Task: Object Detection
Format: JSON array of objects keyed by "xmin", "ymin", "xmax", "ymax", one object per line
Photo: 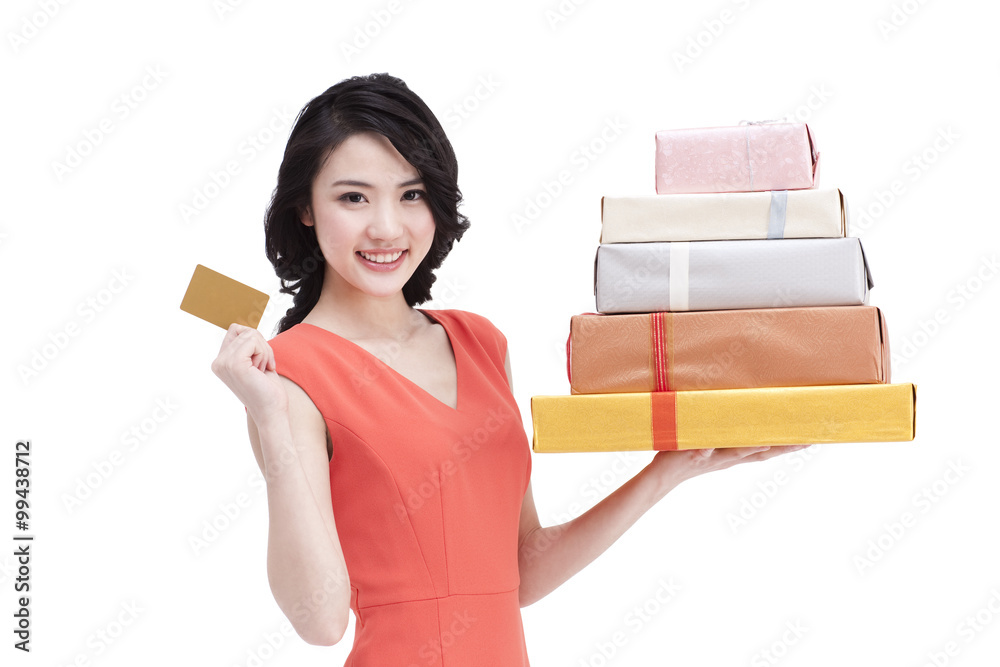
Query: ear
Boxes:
[{"xmin": 299, "ymin": 205, "xmax": 315, "ymax": 227}]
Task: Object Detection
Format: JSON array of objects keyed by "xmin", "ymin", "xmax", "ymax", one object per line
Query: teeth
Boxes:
[{"xmin": 359, "ymin": 250, "xmax": 403, "ymax": 263}]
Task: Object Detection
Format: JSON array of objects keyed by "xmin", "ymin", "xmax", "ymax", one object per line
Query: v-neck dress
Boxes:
[{"xmin": 266, "ymin": 308, "xmax": 533, "ymax": 666}]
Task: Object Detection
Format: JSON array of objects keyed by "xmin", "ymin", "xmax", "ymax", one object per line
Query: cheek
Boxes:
[
  {"xmin": 415, "ymin": 210, "xmax": 437, "ymax": 242},
  {"xmin": 316, "ymin": 214, "xmax": 356, "ymax": 249}
]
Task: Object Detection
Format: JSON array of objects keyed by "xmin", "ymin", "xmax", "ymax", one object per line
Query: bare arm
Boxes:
[
  {"xmin": 507, "ymin": 349, "xmax": 808, "ymax": 607},
  {"xmin": 249, "ymin": 383, "xmax": 351, "ymax": 645},
  {"xmin": 213, "ymin": 323, "xmax": 350, "ymax": 645}
]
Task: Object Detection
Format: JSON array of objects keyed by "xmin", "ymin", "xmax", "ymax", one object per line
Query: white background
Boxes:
[{"xmin": 3, "ymin": 0, "xmax": 999, "ymax": 665}]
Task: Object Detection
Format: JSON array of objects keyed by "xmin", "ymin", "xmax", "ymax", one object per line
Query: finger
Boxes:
[
  {"xmin": 265, "ymin": 341, "xmax": 276, "ymax": 372},
  {"xmin": 217, "ymin": 322, "xmax": 246, "ymax": 355},
  {"xmin": 743, "ymin": 444, "xmax": 812, "ymax": 463}
]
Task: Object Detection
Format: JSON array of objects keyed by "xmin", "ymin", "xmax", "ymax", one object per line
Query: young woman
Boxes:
[{"xmin": 210, "ymin": 72, "xmax": 806, "ymax": 665}]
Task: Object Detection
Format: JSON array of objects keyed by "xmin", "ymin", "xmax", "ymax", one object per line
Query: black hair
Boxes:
[{"xmin": 264, "ymin": 72, "xmax": 470, "ymax": 335}]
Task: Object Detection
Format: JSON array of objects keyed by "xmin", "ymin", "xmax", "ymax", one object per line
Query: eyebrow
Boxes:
[{"xmin": 328, "ymin": 178, "xmax": 424, "ymax": 188}]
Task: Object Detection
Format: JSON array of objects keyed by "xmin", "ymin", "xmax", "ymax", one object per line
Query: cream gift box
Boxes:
[
  {"xmin": 593, "ymin": 237, "xmax": 873, "ymax": 314},
  {"xmin": 600, "ymin": 189, "xmax": 846, "ymax": 243}
]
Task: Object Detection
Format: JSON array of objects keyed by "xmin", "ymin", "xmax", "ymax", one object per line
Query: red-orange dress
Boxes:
[{"xmin": 267, "ymin": 308, "xmax": 533, "ymax": 665}]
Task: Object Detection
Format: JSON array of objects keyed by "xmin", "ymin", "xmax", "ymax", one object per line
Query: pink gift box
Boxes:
[{"xmin": 655, "ymin": 122, "xmax": 820, "ymax": 194}]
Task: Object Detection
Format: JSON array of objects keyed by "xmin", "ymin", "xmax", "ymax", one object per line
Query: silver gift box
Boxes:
[{"xmin": 594, "ymin": 237, "xmax": 873, "ymax": 313}]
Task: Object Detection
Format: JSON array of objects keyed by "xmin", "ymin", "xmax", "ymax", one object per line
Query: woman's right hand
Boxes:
[{"xmin": 211, "ymin": 323, "xmax": 289, "ymax": 425}]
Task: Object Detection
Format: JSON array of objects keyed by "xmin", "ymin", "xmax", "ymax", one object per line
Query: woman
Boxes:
[{"xmin": 211, "ymin": 72, "xmax": 805, "ymax": 665}]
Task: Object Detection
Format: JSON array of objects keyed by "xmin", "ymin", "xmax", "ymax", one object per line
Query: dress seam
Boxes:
[
  {"xmin": 356, "ymin": 585, "xmax": 521, "ymax": 611},
  {"xmin": 323, "ymin": 416, "xmax": 438, "ymax": 595}
]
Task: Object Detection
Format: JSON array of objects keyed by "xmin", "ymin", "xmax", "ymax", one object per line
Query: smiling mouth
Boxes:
[
  {"xmin": 356, "ymin": 249, "xmax": 407, "ymax": 271},
  {"xmin": 357, "ymin": 249, "xmax": 405, "ymax": 263}
]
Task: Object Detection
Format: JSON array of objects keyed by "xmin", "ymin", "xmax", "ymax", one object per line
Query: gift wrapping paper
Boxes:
[
  {"xmin": 568, "ymin": 306, "xmax": 890, "ymax": 394},
  {"xmin": 600, "ymin": 188, "xmax": 846, "ymax": 243},
  {"xmin": 531, "ymin": 383, "xmax": 916, "ymax": 452},
  {"xmin": 594, "ymin": 237, "xmax": 873, "ymax": 313},
  {"xmin": 655, "ymin": 122, "xmax": 819, "ymax": 194}
]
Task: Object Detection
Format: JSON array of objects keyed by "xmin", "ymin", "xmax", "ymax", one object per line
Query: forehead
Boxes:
[{"xmin": 318, "ymin": 132, "xmax": 420, "ymax": 181}]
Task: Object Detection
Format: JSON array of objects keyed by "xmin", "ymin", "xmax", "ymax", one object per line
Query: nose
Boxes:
[{"xmin": 366, "ymin": 200, "xmax": 404, "ymax": 241}]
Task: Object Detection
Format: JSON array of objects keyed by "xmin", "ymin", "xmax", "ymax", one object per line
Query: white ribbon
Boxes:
[
  {"xmin": 740, "ymin": 118, "xmax": 788, "ymax": 191},
  {"xmin": 669, "ymin": 242, "xmax": 690, "ymax": 312},
  {"xmin": 768, "ymin": 190, "xmax": 788, "ymax": 239}
]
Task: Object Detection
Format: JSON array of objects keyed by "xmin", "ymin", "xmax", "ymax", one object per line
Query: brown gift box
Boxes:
[{"xmin": 568, "ymin": 306, "xmax": 890, "ymax": 394}]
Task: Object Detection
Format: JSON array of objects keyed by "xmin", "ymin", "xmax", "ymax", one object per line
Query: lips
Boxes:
[{"xmin": 356, "ymin": 249, "xmax": 407, "ymax": 271}]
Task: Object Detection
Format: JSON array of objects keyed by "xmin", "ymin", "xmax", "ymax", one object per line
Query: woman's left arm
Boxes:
[{"xmin": 507, "ymin": 349, "xmax": 809, "ymax": 608}]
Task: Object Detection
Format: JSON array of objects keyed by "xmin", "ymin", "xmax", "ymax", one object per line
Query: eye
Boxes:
[
  {"xmin": 402, "ymin": 189, "xmax": 426, "ymax": 201},
  {"xmin": 339, "ymin": 192, "xmax": 365, "ymax": 204}
]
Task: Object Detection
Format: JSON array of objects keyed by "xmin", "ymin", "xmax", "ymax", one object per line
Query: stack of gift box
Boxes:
[{"xmin": 531, "ymin": 121, "xmax": 916, "ymax": 453}]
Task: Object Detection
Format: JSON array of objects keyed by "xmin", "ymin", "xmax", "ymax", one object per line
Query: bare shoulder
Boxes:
[{"xmin": 246, "ymin": 375, "xmax": 332, "ymax": 474}]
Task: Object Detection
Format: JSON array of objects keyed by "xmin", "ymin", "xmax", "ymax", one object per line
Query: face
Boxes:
[{"xmin": 300, "ymin": 131, "xmax": 436, "ymax": 302}]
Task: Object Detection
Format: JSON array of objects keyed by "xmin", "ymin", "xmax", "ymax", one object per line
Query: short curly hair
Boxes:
[{"xmin": 264, "ymin": 73, "xmax": 470, "ymax": 335}]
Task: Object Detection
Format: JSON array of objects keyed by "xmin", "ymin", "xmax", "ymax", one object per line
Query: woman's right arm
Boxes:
[{"xmin": 212, "ymin": 324, "xmax": 350, "ymax": 646}]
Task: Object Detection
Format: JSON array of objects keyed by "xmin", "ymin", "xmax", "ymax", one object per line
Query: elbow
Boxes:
[
  {"xmin": 294, "ymin": 612, "xmax": 349, "ymax": 646},
  {"xmin": 519, "ymin": 583, "xmax": 548, "ymax": 608}
]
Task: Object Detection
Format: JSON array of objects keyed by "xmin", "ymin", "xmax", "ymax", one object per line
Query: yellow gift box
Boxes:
[{"xmin": 531, "ymin": 384, "xmax": 916, "ymax": 452}]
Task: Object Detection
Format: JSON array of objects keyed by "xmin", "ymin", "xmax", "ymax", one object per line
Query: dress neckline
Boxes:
[{"xmin": 294, "ymin": 308, "xmax": 461, "ymax": 413}]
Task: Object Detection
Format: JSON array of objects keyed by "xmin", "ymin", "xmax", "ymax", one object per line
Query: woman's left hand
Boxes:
[{"xmin": 644, "ymin": 445, "xmax": 814, "ymax": 496}]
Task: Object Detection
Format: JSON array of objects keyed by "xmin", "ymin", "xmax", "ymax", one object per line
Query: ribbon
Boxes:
[
  {"xmin": 651, "ymin": 392, "xmax": 678, "ymax": 450},
  {"xmin": 668, "ymin": 242, "xmax": 690, "ymax": 312},
  {"xmin": 650, "ymin": 312, "xmax": 671, "ymax": 392},
  {"xmin": 740, "ymin": 118, "xmax": 788, "ymax": 191},
  {"xmin": 768, "ymin": 190, "xmax": 788, "ymax": 239}
]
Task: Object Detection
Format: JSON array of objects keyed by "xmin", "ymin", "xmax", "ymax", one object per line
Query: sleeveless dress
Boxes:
[{"xmin": 266, "ymin": 308, "xmax": 533, "ymax": 666}]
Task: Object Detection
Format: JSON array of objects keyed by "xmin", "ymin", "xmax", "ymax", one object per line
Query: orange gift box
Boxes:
[{"xmin": 568, "ymin": 306, "xmax": 890, "ymax": 394}]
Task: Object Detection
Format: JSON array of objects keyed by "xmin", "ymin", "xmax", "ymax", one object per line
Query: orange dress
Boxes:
[{"xmin": 267, "ymin": 308, "xmax": 533, "ymax": 665}]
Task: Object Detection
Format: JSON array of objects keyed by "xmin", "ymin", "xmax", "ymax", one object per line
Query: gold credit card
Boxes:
[{"xmin": 180, "ymin": 264, "xmax": 269, "ymax": 330}]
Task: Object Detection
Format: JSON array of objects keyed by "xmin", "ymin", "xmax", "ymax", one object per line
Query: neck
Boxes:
[{"xmin": 306, "ymin": 269, "xmax": 425, "ymax": 341}]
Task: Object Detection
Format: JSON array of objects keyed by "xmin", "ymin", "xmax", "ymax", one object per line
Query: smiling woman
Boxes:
[
  {"xmin": 208, "ymin": 72, "xmax": 805, "ymax": 667},
  {"xmin": 299, "ymin": 132, "xmax": 437, "ymax": 304},
  {"xmin": 210, "ymin": 72, "xmax": 535, "ymax": 665}
]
